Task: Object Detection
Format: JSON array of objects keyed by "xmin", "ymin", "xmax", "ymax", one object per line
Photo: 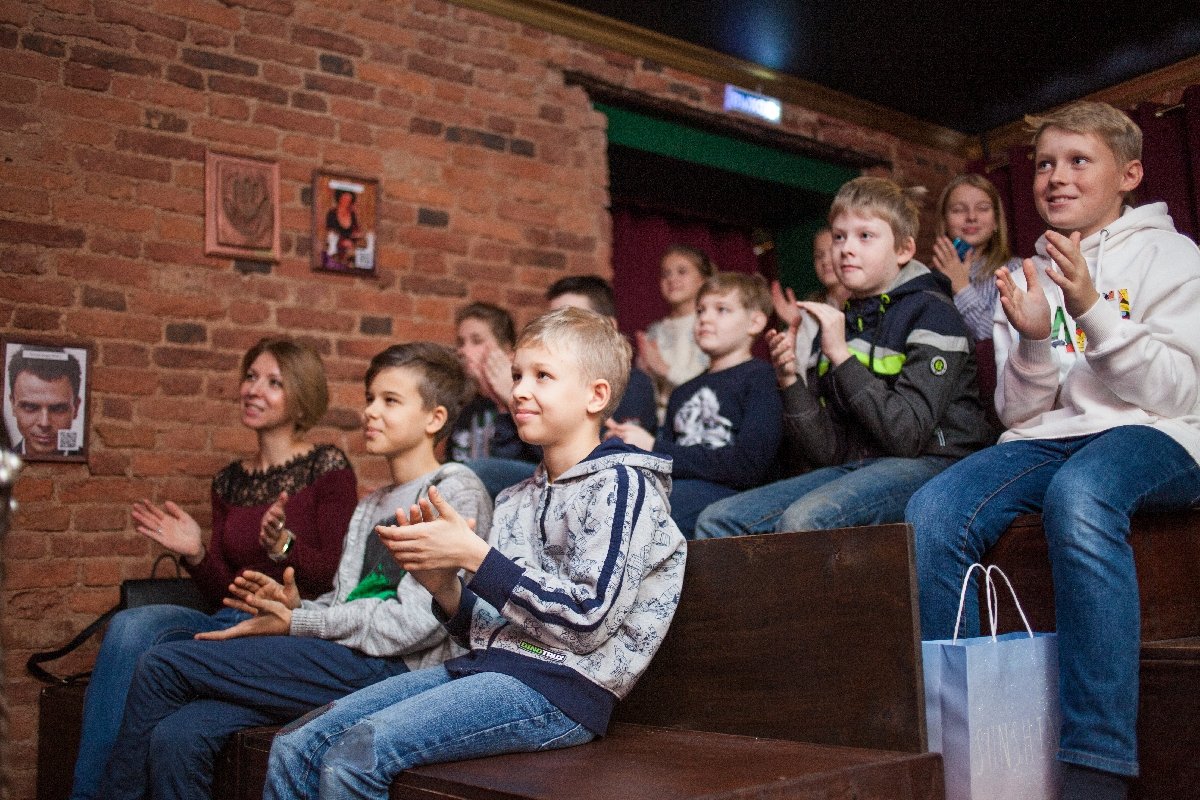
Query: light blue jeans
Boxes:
[
  {"xmin": 694, "ymin": 456, "xmax": 954, "ymax": 538},
  {"xmin": 265, "ymin": 667, "xmax": 594, "ymax": 800},
  {"xmin": 906, "ymin": 426, "xmax": 1200, "ymax": 777},
  {"xmin": 69, "ymin": 604, "xmax": 246, "ymax": 800}
]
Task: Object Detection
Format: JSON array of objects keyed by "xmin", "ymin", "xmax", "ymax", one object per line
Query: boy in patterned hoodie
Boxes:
[{"xmin": 264, "ymin": 306, "xmax": 687, "ymax": 800}]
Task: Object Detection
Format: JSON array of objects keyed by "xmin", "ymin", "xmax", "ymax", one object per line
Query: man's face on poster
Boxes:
[{"xmin": 10, "ymin": 370, "xmax": 80, "ymax": 455}]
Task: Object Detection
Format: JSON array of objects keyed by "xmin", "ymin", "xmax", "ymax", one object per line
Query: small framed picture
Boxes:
[
  {"xmin": 204, "ymin": 151, "xmax": 281, "ymax": 262},
  {"xmin": 2, "ymin": 339, "xmax": 91, "ymax": 463},
  {"xmin": 312, "ymin": 170, "xmax": 379, "ymax": 275}
]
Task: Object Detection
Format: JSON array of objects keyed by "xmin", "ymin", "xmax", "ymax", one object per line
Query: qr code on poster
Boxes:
[{"xmin": 57, "ymin": 429, "xmax": 79, "ymax": 452}]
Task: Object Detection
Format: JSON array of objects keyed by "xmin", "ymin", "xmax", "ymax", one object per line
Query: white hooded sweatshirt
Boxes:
[{"xmin": 992, "ymin": 202, "xmax": 1200, "ymax": 462}]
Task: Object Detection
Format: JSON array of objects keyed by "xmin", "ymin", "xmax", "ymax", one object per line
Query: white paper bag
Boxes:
[{"xmin": 923, "ymin": 564, "xmax": 1062, "ymax": 800}]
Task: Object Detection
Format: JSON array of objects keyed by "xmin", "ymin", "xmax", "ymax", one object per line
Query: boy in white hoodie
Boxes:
[{"xmin": 907, "ymin": 101, "xmax": 1200, "ymax": 800}]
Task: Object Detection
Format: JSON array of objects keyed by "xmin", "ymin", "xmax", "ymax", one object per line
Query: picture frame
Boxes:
[
  {"xmin": 311, "ymin": 170, "xmax": 379, "ymax": 275},
  {"xmin": 2, "ymin": 338, "xmax": 92, "ymax": 463},
  {"xmin": 204, "ymin": 151, "xmax": 281, "ymax": 262}
]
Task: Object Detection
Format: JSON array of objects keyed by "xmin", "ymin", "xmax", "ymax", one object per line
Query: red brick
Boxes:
[
  {"xmin": 67, "ymin": 309, "xmax": 160, "ymax": 342},
  {"xmin": 116, "ymin": 128, "xmax": 207, "ymax": 162},
  {"xmin": 291, "ymin": 24, "xmax": 364, "ymax": 56},
  {"xmin": 234, "ymin": 32, "xmax": 317, "ymax": 68},
  {"xmin": 13, "ymin": 504, "xmax": 72, "ymax": 531},
  {"xmin": 0, "ymin": 275, "xmax": 74, "ymax": 305},
  {"xmin": 157, "ymin": 0, "xmax": 240, "ymax": 29},
  {"xmin": 251, "ymin": 104, "xmax": 337, "ymax": 137},
  {"xmin": 207, "ymin": 74, "xmax": 288, "ymax": 105},
  {"xmin": 95, "ymin": 0, "xmax": 187, "ymax": 40},
  {"xmin": 0, "ymin": 219, "xmax": 85, "ymax": 248},
  {"xmin": 11, "ymin": 306, "xmax": 61, "ymax": 330},
  {"xmin": 191, "ymin": 116, "xmax": 281, "ymax": 150},
  {"xmin": 89, "ymin": 450, "xmax": 131, "ymax": 475},
  {"xmin": 2, "ymin": 531, "xmax": 48, "ymax": 559}
]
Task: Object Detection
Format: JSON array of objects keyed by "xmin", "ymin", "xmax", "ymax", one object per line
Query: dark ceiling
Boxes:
[{"xmin": 555, "ymin": 1, "xmax": 1200, "ymax": 135}]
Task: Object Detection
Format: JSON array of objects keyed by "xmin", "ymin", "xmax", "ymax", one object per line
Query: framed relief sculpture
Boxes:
[
  {"xmin": 312, "ymin": 171, "xmax": 379, "ymax": 275},
  {"xmin": 205, "ymin": 151, "xmax": 281, "ymax": 262},
  {"xmin": 2, "ymin": 339, "xmax": 91, "ymax": 463}
]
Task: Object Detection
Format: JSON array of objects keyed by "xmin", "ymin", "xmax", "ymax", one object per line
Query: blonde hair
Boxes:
[
  {"xmin": 1026, "ymin": 100, "xmax": 1142, "ymax": 166},
  {"xmin": 240, "ymin": 338, "xmax": 329, "ymax": 433},
  {"xmin": 697, "ymin": 272, "xmax": 772, "ymax": 317},
  {"xmin": 829, "ymin": 176, "xmax": 924, "ymax": 249},
  {"xmin": 516, "ymin": 306, "xmax": 631, "ymax": 420},
  {"xmin": 934, "ymin": 173, "xmax": 1013, "ymax": 287}
]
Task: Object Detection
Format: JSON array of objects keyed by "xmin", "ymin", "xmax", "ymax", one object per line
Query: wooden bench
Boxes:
[
  {"xmin": 213, "ymin": 524, "xmax": 944, "ymax": 799},
  {"xmin": 981, "ymin": 510, "xmax": 1200, "ymax": 800}
]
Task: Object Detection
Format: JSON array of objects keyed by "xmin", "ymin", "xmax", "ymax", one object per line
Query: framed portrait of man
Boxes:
[
  {"xmin": 312, "ymin": 171, "xmax": 379, "ymax": 275},
  {"xmin": 2, "ymin": 339, "xmax": 91, "ymax": 463}
]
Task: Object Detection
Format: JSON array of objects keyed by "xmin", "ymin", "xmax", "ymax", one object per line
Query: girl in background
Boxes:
[
  {"xmin": 930, "ymin": 174, "xmax": 1021, "ymax": 342},
  {"xmin": 636, "ymin": 244, "xmax": 717, "ymax": 422}
]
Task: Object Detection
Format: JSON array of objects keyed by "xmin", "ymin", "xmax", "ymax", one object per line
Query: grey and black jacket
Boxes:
[{"xmin": 783, "ymin": 260, "xmax": 992, "ymax": 472}]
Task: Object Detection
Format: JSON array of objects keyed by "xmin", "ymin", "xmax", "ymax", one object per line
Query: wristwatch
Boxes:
[{"xmin": 268, "ymin": 530, "xmax": 294, "ymax": 563}]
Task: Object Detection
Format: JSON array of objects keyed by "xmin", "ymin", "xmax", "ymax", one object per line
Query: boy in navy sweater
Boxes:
[
  {"xmin": 610, "ymin": 272, "xmax": 781, "ymax": 537},
  {"xmin": 263, "ymin": 307, "xmax": 686, "ymax": 799}
]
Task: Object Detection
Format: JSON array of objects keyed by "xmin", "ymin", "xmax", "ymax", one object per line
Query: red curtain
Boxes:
[
  {"xmin": 610, "ymin": 205, "xmax": 759, "ymax": 338},
  {"xmin": 973, "ymin": 89, "xmax": 1200, "ymax": 257}
]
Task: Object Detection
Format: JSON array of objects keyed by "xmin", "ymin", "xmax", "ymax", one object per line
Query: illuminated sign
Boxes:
[{"xmin": 723, "ymin": 85, "xmax": 782, "ymax": 124}]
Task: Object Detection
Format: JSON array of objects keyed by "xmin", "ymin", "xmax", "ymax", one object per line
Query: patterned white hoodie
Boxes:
[
  {"xmin": 437, "ymin": 438, "xmax": 687, "ymax": 735},
  {"xmin": 993, "ymin": 202, "xmax": 1200, "ymax": 462}
]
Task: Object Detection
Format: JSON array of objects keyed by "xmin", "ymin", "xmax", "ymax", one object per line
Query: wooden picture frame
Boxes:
[
  {"xmin": 312, "ymin": 170, "xmax": 379, "ymax": 275},
  {"xmin": 205, "ymin": 151, "xmax": 281, "ymax": 262},
  {"xmin": 2, "ymin": 338, "xmax": 92, "ymax": 463}
]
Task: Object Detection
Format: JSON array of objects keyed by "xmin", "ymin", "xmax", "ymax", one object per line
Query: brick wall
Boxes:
[{"xmin": 0, "ymin": 1, "xmax": 967, "ymax": 795}]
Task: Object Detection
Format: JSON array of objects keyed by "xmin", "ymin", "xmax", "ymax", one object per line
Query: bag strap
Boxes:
[
  {"xmin": 25, "ymin": 603, "xmax": 121, "ymax": 685},
  {"xmin": 150, "ymin": 552, "xmax": 184, "ymax": 578},
  {"xmin": 950, "ymin": 562, "xmax": 1036, "ymax": 643}
]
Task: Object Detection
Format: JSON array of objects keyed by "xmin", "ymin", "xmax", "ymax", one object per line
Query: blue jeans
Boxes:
[
  {"xmin": 98, "ymin": 635, "xmax": 410, "ymax": 800},
  {"xmin": 906, "ymin": 426, "xmax": 1200, "ymax": 777},
  {"xmin": 462, "ymin": 457, "xmax": 536, "ymax": 499},
  {"xmin": 669, "ymin": 478, "xmax": 738, "ymax": 539},
  {"xmin": 694, "ymin": 456, "xmax": 954, "ymax": 538},
  {"xmin": 265, "ymin": 667, "xmax": 595, "ymax": 800},
  {"xmin": 70, "ymin": 604, "xmax": 246, "ymax": 800}
]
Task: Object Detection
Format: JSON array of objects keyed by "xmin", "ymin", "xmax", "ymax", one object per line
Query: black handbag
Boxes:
[{"xmin": 26, "ymin": 553, "xmax": 214, "ymax": 685}]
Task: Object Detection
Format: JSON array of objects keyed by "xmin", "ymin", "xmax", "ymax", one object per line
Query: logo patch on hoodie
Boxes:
[
  {"xmin": 1103, "ymin": 288, "xmax": 1131, "ymax": 320},
  {"xmin": 929, "ymin": 356, "xmax": 948, "ymax": 376},
  {"xmin": 517, "ymin": 640, "xmax": 566, "ymax": 664}
]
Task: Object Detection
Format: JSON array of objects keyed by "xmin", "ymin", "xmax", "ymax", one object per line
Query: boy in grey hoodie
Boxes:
[
  {"xmin": 99, "ymin": 343, "xmax": 491, "ymax": 800},
  {"xmin": 264, "ymin": 306, "xmax": 687, "ymax": 800}
]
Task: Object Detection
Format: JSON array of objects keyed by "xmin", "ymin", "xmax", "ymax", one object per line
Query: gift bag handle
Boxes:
[{"xmin": 951, "ymin": 562, "xmax": 1035, "ymax": 642}]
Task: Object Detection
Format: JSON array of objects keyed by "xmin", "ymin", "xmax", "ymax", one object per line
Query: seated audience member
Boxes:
[
  {"xmin": 545, "ymin": 275, "xmax": 657, "ymax": 428},
  {"xmin": 907, "ymin": 101, "xmax": 1200, "ymax": 800},
  {"xmin": 694, "ymin": 177, "xmax": 988, "ymax": 540},
  {"xmin": 636, "ymin": 244, "xmax": 716, "ymax": 422},
  {"xmin": 610, "ymin": 272, "xmax": 782, "ymax": 538},
  {"xmin": 449, "ymin": 302, "xmax": 540, "ymax": 497},
  {"xmin": 99, "ymin": 343, "xmax": 492, "ymax": 800},
  {"xmin": 929, "ymin": 173, "xmax": 1022, "ymax": 342},
  {"xmin": 480, "ymin": 275, "xmax": 662, "ymax": 493},
  {"xmin": 262, "ymin": 307, "xmax": 687, "ymax": 800},
  {"xmin": 6, "ymin": 345, "xmax": 84, "ymax": 456},
  {"xmin": 69, "ymin": 338, "xmax": 356, "ymax": 800},
  {"xmin": 771, "ymin": 226, "xmax": 852, "ymax": 379}
]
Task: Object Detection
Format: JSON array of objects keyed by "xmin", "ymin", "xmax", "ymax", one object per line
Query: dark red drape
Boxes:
[{"xmin": 610, "ymin": 205, "xmax": 759, "ymax": 339}]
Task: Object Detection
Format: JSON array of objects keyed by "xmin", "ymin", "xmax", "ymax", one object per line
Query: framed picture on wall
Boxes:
[
  {"xmin": 204, "ymin": 151, "xmax": 281, "ymax": 262},
  {"xmin": 312, "ymin": 171, "xmax": 379, "ymax": 275},
  {"xmin": 2, "ymin": 339, "xmax": 91, "ymax": 463}
]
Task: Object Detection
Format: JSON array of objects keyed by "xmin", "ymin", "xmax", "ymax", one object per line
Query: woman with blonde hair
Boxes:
[{"xmin": 69, "ymin": 337, "xmax": 357, "ymax": 800}]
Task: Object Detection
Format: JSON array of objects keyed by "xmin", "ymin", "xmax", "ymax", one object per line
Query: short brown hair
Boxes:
[
  {"xmin": 516, "ymin": 306, "xmax": 631, "ymax": 420},
  {"xmin": 1026, "ymin": 101, "xmax": 1142, "ymax": 165},
  {"xmin": 454, "ymin": 302, "xmax": 516, "ymax": 349},
  {"xmin": 364, "ymin": 342, "xmax": 469, "ymax": 444},
  {"xmin": 697, "ymin": 272, "xmax": 772, "ymax": 317},
  {"xmin": 829, "ymin": 176, "xmax": 924, "ymax": 249},
  {"xmin": 240, "ymin": 338, "xmax": 328, "ymax": 433}
]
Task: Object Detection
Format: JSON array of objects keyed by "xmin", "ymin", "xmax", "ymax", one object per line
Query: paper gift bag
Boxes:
[{"xmin": 923, "ymin": 564, "xmax": 1062, "ymax": 800}]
